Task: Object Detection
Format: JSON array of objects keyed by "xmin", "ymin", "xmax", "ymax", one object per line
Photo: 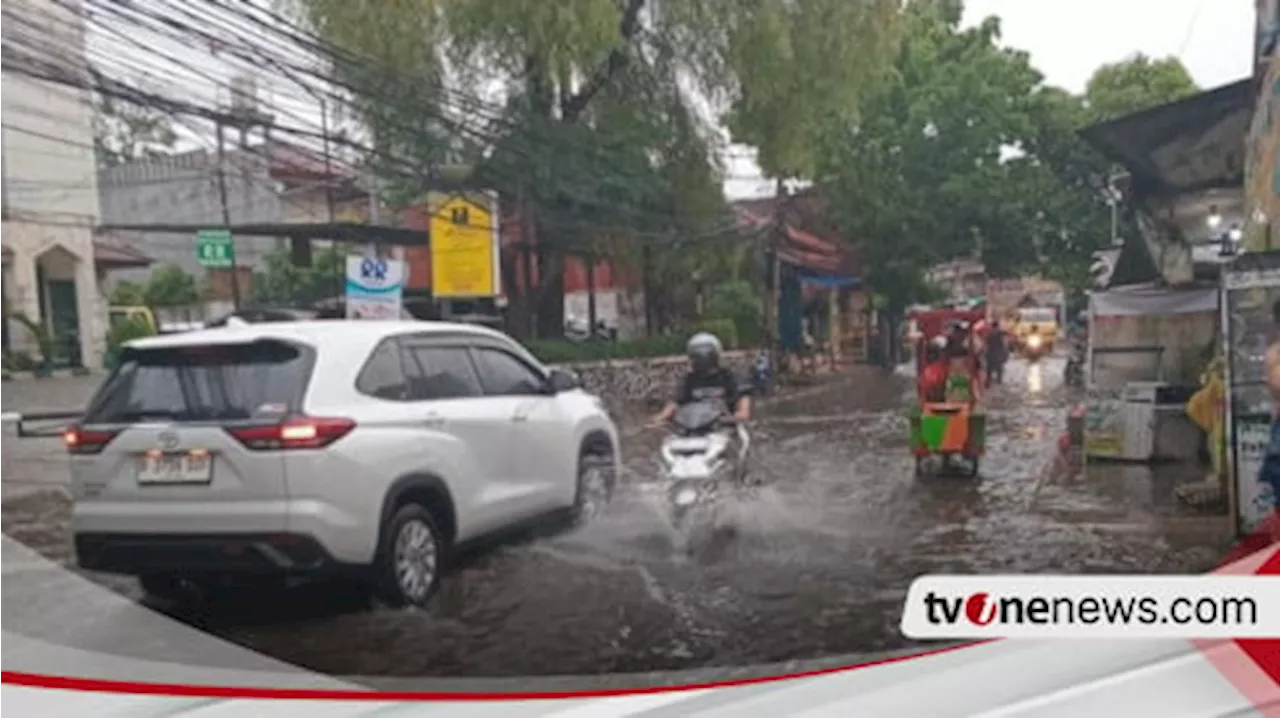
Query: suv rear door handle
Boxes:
[
  {"xmin": 423, "ymin": 414, "xmax": 446, "ymax": 428},
  {"xmin": 511, "ymin": 413, "xmax": 528, "ymax": 423}
]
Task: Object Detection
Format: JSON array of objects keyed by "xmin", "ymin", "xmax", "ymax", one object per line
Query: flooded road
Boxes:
[{"xmin": 2, "ymin": 357, "xmax": 1232, "ymax": 679}]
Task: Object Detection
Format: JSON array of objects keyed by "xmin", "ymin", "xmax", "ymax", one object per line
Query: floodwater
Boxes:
[{"xmin": 1, "ymin": 357, "xmax": 1232, "ymax": 679}]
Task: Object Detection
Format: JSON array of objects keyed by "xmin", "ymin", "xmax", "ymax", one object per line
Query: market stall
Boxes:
[{"xmin": 1083, "ymin": 283, "xmax": 1218, "ymax": 463}]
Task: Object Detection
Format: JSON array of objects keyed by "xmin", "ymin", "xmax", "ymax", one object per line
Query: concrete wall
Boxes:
[
  {"xmin": 1, "ymin": 0, "xmax": 106, "ymax": 367},
  {"xmin": 98, "ymin": 148, "xmax": 285, "ymax": 289},
  {"xmin": 556, "ymin": 351, "xmax": 755, "ymax": 411}
]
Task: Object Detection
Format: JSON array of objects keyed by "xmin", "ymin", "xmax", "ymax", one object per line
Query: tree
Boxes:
[
  {"xmin": 1084, "ymin": 53, "xmax": 1199, "ymax": 122},
  {"xmin": 93, "ymin": 91, "xmax": 179, "ymax": 168},
  {"xmin": 250, "ymin": 248, "xmax": 346, "ymax": 307},
  {"xmin": 816, "ymin": 2, "xmax": 1046, "ymax": 312},
  {"xmin": 109, "ymin": 267, "xmax": 201, "ymax": 308},
  {"xmin": 141, "ymin": 265, "xmax": 201, "ymax": 307},
  {"xmin": 285, "ymin": 0, "xmax": 900, "ymax": 335},
  {"xmin": 817, "ymin": 4, "xmax": 1207, "ymax": 313}
]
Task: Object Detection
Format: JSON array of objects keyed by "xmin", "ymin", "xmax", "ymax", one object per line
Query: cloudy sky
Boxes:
[{"xmin": 724, "ymin": 0, "xmax": 1258, "ymax": 199}]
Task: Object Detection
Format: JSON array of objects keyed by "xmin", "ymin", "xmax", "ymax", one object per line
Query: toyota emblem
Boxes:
[{"xmin": 158, "ymin": 430, "xmax": 179, "ymax": 450}]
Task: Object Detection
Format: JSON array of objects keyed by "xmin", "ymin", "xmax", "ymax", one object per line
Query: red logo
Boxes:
[{"xmin": 965, "ymin": 592, "xmax": 998, "ymax": 625}]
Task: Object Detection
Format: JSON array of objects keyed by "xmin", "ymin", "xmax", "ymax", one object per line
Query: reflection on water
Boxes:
[{"xmin": 1026, "ymin": 361, "xmax": 1043, "ymax": 395}]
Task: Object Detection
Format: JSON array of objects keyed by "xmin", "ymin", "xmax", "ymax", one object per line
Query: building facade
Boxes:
[
  {"xmin": 1245, "ymin": 29, "xmax": 1280, "ymax": 251},
  {"xmin": 98, "ymin": 146, "xmax": 284, "ymax": 302},
  {"xmin": 1, "ymin": 0, "xmax": 108, "ymax": 368}
]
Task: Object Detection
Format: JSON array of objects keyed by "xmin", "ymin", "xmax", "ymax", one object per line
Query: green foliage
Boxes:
[
  {"xmin": 109, "ymin": 280, "xmax": 146, "ymax": 306},
  {"xmin": 143, "ymin": 265, "xmax": 201, "ymax": 307},
  {"xmin": 2, "ymin": 350, "xmax": 36, "ymax": 373},
  {"xmin": 816, "ymin": 4, "xmax": 1204, "ymax": 304},
  {"xmin": 1084, "ymin": 53, "xmax": 1199, "ymax": 122},
  {"xmin": 691, "ymin": 318, "xmax": 739, "ymax": 350},
  {"xmin": 106, "ymin": 315, "xmax": 156, "ymax": 352},
  {"xmin": 250, "ymin": 248, "xmax": 347, "ymax": 306},
  {"xmin": 110, "ymin": 266, "xmax": 201, "ymax": 309},
  {"xmin": 705, "ymin": 280, "xmax": 762, "ymax": 347},
  {"xmin": 525, "ymin": 335, "xmax": 688, "ymax": 364}
]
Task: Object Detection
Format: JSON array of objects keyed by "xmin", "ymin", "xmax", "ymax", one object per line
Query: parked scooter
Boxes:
[
  {"xmin": 659, "ymin": 401, "xmax": 750, "ymax": 544},
  {"xmin": 1064, "ymin": 342, "xmax": 1086, "ymax": 387},
  {"xmin": 751, "ymin": 349, "xmax": 773, "ymax": 396}
]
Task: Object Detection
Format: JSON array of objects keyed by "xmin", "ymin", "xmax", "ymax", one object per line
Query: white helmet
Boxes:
[{"xmin": 687, "ymin": 332, "xmax": 723, "ymax": 372}]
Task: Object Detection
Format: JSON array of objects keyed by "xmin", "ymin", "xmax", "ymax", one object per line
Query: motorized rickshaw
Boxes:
[{"xmin": 905, "ymin": 308, "xmax": 987, "ymax": 478}]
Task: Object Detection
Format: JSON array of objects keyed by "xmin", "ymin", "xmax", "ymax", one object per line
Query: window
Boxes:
[
  {"xmin": 356, "ymin": 340, "xmax": 409, "ymax": 401},
  {"xmin": 471, "ymin": 348, "xmax": 546, "ymax": 396},
  {"xmin": 401, "ymin": 345, "xmax": 483, "ymax": 400},
  {"xmin": 83, "ymin": 340, "xmax": 313, "ymax": 424}
]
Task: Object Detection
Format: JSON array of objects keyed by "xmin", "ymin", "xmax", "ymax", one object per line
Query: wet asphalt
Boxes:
[{"xmin": 0, "ymin": 357, "xmax": 1234, "ymax": 679}]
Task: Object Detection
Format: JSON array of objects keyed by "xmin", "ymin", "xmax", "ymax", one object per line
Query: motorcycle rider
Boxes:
[
  {"xmin": 652, "ymin": 332, "xmax": 753, "ymax": 425},
  {"xmin": 651, "ymin": 332, "xmax": 753, "ymax": 481}
]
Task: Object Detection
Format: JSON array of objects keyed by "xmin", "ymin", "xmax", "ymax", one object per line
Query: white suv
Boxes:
[{"xmin": 68, "ymin": 320, "xmax": 620, "ymax": 607}]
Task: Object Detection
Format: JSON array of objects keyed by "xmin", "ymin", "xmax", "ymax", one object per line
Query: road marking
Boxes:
[{"xmin": 1, "ymin": 412, "xmax": 20, "ymax": 423}]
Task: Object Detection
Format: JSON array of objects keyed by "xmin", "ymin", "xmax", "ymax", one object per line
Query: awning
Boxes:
[
  {"xmin": 1077, "ymin": 79, "xmax": 1253, "ymax": 196},
  {"xmin": 1088, "ymin": 283, "xmax": 1219, "ymax": 317}
]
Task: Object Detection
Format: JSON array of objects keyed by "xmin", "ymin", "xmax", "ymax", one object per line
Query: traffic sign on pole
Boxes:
[{"xmin": 196, "ymin": 229, "xmax": 235, "ymax": 268}]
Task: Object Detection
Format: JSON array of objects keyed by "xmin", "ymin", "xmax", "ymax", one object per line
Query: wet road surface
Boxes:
[{"xmin": 2, "ymin": 358, "xmax": 1233, "ymax": 679}]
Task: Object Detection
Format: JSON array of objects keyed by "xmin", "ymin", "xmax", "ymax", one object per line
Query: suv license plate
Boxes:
[{"xmin": 137, "ymin": 453, "xmax": 213, "ymax": 484}]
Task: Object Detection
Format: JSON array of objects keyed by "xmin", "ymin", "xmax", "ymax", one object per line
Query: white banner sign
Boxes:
[{"xmin": 345, "ymin": 256, "xmax": 405, "ymax": 320}]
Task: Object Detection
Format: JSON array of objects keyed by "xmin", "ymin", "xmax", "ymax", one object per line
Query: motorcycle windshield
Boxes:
[{"xmin": 672, "ymin": 401, "xmax": 723, "ymax": 435}]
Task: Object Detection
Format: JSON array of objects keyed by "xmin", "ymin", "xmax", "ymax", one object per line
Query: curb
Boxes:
[{"xmin": 2, "ymin": 369, "xmax": 99, "ymax": 382}]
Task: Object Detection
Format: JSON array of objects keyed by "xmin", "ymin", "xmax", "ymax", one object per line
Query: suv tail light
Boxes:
[
  {"xmin": 64, "ymin": 426, "xmax": 119, "ymax": 455},
  {"xmin": 226, "ymin": 416, "xmax": 355, "ymax": 451}
]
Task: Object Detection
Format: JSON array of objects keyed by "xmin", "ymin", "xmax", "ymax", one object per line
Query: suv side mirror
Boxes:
[{"xmin": 546, "ymin": 368, "xmax": 582, "ymax": 394}]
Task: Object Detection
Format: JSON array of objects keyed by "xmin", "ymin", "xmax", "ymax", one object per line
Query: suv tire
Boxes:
[
  {"xmin": 376, "ymin": 504, "xmax": 446, "ymax": 608},
  {"xmin": 571, "ymin": 445, "xmax": 615, "ymax": 526}
]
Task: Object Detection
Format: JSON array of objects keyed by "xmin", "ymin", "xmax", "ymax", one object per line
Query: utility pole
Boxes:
[
  {"xmin": 215, "ymin": 120, "xmax": 241, "ymax": 310},
  {"xmin": 321, "ymin": 98, "xmax": 341, "ymax": 301},
  {"xmin": 764, "ymin": 178, "xmax": 786, "ymax": 370}
]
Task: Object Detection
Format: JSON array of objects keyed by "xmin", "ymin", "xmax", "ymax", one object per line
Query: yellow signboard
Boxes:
[{"xmin": 429, "ymin": 194, "xmax": 499, "ymax": 298}]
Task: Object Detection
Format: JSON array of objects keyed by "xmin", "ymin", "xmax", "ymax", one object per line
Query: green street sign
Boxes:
[{"xmin": 196, "ymin": 229, "xmax": 235, "ymax": 268}]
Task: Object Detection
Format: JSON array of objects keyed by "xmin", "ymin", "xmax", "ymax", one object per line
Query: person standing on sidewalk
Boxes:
[{"xmin": 985, "ymin": 321, "xmax": 1008, "ymax": 386}]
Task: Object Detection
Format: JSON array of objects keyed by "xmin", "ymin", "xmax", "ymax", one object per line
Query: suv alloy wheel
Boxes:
[{"xmin": 377, "ymin": 504, "xmax": 446, "ymax": 608}]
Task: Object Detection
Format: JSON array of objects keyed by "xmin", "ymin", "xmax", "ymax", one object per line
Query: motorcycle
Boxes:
[
  {"xmin": 659, "ymin": 401, "xmax": 750, "ymax": 539},
  {"xmin": 1021, "ymin": 331, "xmax": 1049, "ymax": 362},
  {"xmin": 1064, "ymin": 344, "xmax": 1086, "ymax": 387}
]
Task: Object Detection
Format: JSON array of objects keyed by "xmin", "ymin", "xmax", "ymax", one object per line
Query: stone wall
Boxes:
[{"xmin": 553, "ymin": 350, "xmax": 755, "ymax": 409}]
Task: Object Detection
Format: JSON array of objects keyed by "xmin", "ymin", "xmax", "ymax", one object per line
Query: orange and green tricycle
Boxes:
[
  {"xmin": 905, "ymin": 306, "xmax": 988, "ymax": 478},
  {"xmin": 908, "ymin": 402, "xmax": 986, "ymax": 477}
]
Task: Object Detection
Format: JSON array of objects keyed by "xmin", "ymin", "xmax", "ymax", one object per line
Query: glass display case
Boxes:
[{"xmin": 1223, "ymin": 251, "xmax": 1280, "ymax": 534}]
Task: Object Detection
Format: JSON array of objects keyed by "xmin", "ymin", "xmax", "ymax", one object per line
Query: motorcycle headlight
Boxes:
[
  {"xmin": 1027, "ymin": 335, "xmax": 1043, "ymax": 348},
  {"xmin": 674, "ymin": 488, "xmax": 698, "ymax": 506}
]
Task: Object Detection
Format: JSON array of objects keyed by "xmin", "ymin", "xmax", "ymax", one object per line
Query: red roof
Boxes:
[{"xmin": 732, "ymin": 202, "xmax": 850, "ymax": 273}]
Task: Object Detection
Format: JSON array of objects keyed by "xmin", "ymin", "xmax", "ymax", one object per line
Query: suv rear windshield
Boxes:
[{"xmin": 83, "ymin": 340, "xmax": 315, "ymax": 424}]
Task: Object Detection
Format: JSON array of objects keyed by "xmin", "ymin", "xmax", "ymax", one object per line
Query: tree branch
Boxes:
[{"xmin": 560, "ymin": 0, "xmax": 647, "ymax": 123}]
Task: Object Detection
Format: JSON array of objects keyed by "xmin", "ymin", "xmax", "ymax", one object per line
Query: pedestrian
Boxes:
[
  {"xmin": 1260, "ymin": 298, "xmax": 1280, "ymax": 540},
  {"xmin": 985, "ymin": 320, "xmax": 1009, "ymax": 386}
]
